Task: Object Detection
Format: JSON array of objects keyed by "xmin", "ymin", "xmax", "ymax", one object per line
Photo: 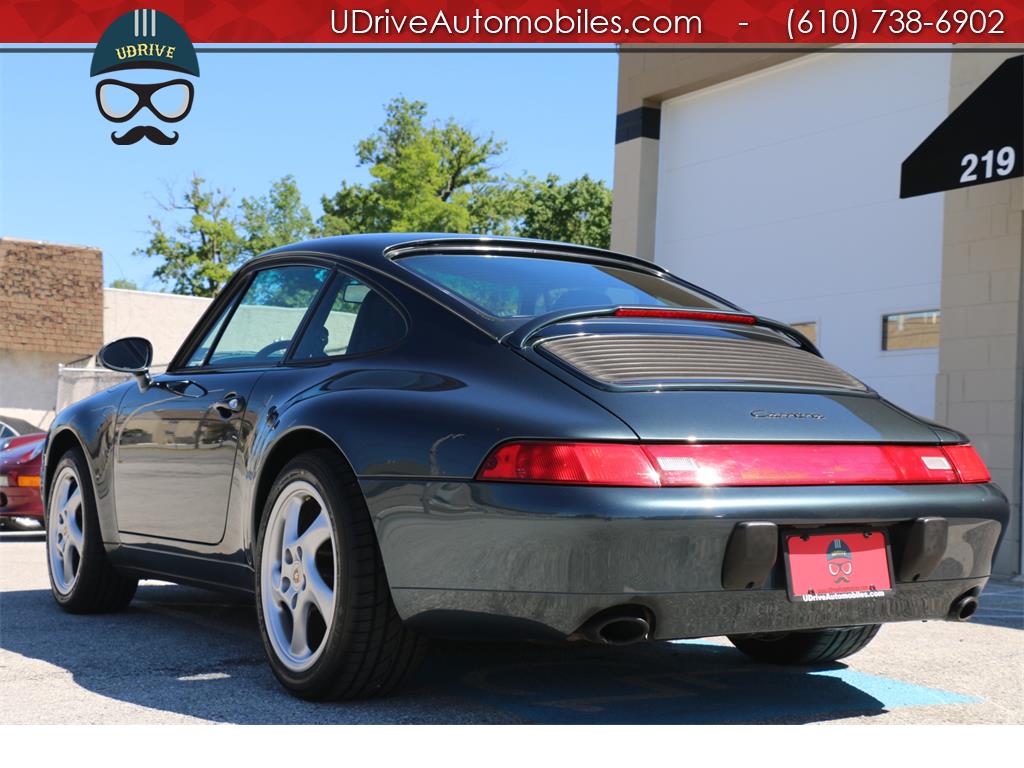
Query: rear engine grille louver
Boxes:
[{"xmin": 539, "ymin": 334, "xmax": 867, "ymax": 391}]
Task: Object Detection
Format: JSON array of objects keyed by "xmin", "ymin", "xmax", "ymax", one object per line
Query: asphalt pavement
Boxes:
[{"xmin": 1, "ymin": 530, "xmax": 1021, "ymax": 724}]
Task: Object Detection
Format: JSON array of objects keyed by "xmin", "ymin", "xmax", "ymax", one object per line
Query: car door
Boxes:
[{"xmin": 113, "ymin": 264, "xmax": 331, "ymax": 544}]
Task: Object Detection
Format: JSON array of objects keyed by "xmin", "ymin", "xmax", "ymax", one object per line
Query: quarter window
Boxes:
[
  {"xmin": 198, "ymin": 266, "xmax": 328, "ymax": 368},
  {"xmin": 292, "ymin": 273, "xmax": 405, "ymax": 360},
  {"xmin": 882, "ymin": 310, "xmax": 940, "ymax": 351}
]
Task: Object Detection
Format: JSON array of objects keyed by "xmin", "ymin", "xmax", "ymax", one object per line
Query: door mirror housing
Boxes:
[{"xmin": 98, "ymin": 337, "xmax": 154, "ymax": 390}]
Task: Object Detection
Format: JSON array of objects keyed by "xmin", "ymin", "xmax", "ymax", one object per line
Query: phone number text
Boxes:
[{"xmin": 786, "ymin": 8, "xmax": 1006, "ymax": 40}]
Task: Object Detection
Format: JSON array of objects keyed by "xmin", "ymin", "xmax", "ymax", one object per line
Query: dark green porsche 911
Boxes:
[{"xmin": 43, "ymin": 234, "xmax": 1009, "ymax": 700}]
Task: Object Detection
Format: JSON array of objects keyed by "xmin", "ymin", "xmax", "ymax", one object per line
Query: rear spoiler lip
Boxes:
[{"xmin": 502, "ymin": 306, "xmax": 823, "ymax": 357}]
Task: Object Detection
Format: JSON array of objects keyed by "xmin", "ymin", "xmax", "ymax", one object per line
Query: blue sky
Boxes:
[{"xmin": 0, "ymin": 50, "xmax": 617, "ymax": 290}]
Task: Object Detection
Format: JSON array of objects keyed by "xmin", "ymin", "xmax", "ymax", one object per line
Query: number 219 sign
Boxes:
[
  {"xmin": 901, "ymin": 56, "xmax": 1022, "ymax": 199},
  {"xmin": 961, "ymin": 147, "xmax": 1017, "ymax": 185}
]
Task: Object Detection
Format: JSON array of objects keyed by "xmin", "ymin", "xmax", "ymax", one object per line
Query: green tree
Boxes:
[
  {"xmin": 142, "ymin": 99, "xmax": 613, "ymax": 297},
  {"xmin": 138, "ymin": 175, "xmax": 243, "ymax": 297},
  {"xmin": 240, "ymin": 175, "xmax": 315, "ymax": 255},
  {"xmin": 140, "ymin": 174, "xmax": 314, "ymax": 297},
  {"xmin": 320, "ymin": 97, "xmax": 505, "ymax": 235},
  {"xmin": 321, "ymin": 97, "xmax": 612, "ymax": 247},
  {"xmin": 516, "ymin": 174, "xmax": 612, "ymax": 249},
  {"xmin": 108, "ymin": 278, "xmax": 139, "ymax": 290}
]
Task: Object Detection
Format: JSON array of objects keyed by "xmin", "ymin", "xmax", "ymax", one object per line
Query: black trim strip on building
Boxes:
[{"xmin": 615, "ymin": 106, "xmax": 660, "ymax": 144}]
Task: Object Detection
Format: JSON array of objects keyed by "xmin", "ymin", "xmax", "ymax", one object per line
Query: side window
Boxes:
[
  {"xmin": 292, "ymin": 273, "xmax": 405, "ymax": 360},
  {"xmin": 202, "ymin": 266, "xmax": 328, "ymax": 368}
]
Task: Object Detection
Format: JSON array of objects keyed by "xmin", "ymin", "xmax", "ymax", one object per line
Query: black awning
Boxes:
[{"xmin": 900, "ymin": 55, "xmax": 1022, "ymax": 199}]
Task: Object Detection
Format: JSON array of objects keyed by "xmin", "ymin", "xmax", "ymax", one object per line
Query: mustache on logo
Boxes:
[
  {"xmin": 834, "ymin": 575, "xmax": 850, "ymax": 583},
  {"xmin": 110, "ymin": 126, "xmax": 179, "ymax": 145}
]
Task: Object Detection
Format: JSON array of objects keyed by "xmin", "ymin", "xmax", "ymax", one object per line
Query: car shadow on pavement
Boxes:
[{"xmin": 1, "ymin": 581, "xmax": 942, "ymax": 724}]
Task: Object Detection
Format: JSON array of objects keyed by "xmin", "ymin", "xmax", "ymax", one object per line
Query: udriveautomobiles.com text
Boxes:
[{"xmin": 330, "ymin": 8, "xmax": 704, "ymax": 37}]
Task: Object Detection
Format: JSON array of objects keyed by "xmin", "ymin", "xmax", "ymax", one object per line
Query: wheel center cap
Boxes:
[{"xmin": 292, "ymin": 566, "xmax": 302, "ymax": 584}]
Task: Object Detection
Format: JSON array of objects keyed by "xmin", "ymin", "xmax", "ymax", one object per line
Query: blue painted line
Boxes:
[{"xmin": 809, "ymin": 669, "xmax": 979, "ymax": 708}]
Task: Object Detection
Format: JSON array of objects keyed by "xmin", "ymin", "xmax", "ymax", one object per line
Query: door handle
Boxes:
[
  {"xmin": 213, "ymin": 393, "xmax": 245, "ymax": 418},
  {"xmin": 165, "ymin": 379, "xmax": 208, "ymax": 398}
]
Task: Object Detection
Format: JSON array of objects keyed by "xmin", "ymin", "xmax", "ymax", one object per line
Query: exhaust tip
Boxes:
[
  {"xmin": 598, "ymin": 616, "xmax": 651, "ymax": 645},
  {"xmin": 948, "ymin": 593, "xmax": 979, "ymax": 621},
  {"xmin": 573, "ymin": 605, "xmax": 654, "ymax": 645}
]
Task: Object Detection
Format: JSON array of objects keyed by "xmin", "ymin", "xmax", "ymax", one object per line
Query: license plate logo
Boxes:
[{"xmin": 786, "ymin": 531, "xmax": 892, "ymax": 603}]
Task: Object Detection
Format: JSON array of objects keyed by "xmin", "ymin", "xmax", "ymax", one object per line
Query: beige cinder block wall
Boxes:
[
  {"xmin": 104, "ymin": 288, "xmax": 212, "ymax": 366},
  {"xmin": 934, "ymin": 52, "xmax": 1024, "ymax": 576}
]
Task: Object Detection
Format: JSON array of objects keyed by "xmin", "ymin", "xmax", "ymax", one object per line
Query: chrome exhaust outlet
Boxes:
[
  {"xmin": 948, "ymin": 594, "xmax": 979, "ymax": 622},
  {"xmin": 574, "ymin": 607, "xmax": 653, "ymax": 645}
]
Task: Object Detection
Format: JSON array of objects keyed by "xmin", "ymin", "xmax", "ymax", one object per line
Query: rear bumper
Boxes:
[
  {"xmin": 0, "ymin": 487, "xmax": 43, "ymax": 518},
  {"xmin": 393, "ymin": 577, "xmax": 988, "ymax": 639},
  {"xmin": 364, "ymin": 479, "xmax": 1009, "ymax": 639}
]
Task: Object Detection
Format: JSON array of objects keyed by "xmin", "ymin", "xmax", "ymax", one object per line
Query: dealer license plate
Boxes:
[{"xmin": 785, "ymin": 530, "xmax": 893, "ymax": 603}]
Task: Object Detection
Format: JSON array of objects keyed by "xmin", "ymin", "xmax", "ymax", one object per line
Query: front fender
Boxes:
[{"xmin": 44, "ymin": 383, "xmax": 130, "ymax": 546}]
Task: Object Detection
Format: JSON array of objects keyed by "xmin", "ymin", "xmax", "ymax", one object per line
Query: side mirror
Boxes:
[{"xmin": 98, "ymin": 337, "xmax": 154, "ymax": 390}]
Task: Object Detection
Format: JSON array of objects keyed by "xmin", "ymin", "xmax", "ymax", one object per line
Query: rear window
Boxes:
[{"xmin": 399, "ymin": 254, "xmax": 726, "ymax": 319}]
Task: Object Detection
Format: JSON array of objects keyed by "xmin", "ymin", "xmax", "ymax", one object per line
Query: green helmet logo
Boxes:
[
  {"xmin": 91, "ymin": 10, "xmax": 199, "ymax": 146},
  {"xmin": 91, "ymin": 9, "xmax": 199, "ymax": 77},
  {"xmin": 826, "ymin": 538, "xmax": 854, "ymax": 583}
]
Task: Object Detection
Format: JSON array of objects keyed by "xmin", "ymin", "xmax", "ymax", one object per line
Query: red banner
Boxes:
[{"xmin": 3, "ymin": 0, "xmax": 1024, "ymax": 43}]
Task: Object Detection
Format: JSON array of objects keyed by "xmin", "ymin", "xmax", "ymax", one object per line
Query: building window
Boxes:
[
  {"xmin": 790, "ymin": 321, "xmax": 818, "ymax": 345},
  {"xmin": 882, "ymin": 310, "xmax": 940, "ymax": 351}
]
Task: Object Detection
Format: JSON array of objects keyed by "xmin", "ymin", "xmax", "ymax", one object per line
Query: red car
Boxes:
[{"xmin": 0, "ymin": 432, "xmax": 45, "ymax": 524}]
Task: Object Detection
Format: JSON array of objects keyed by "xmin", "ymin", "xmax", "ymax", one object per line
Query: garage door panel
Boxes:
[
  {"xmin": 659, "ymin": 106, "xmax": 950, "ymax": 240},
  {"xmin": 654, "ymin": 52, "xmax": 950, "ymax": 418},
  {"xmin": 658, "ymin": 52, "xmax": 952, "ymax": 170}
]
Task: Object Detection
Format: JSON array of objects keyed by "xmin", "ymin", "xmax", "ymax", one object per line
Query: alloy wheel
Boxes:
[
  {"xmin": 260, "ymin": 480, "xmax": 338, "ymax": 672},
  {"xmin": 48, "ymin": 465, "xmax": 85, "ymax": 594}
]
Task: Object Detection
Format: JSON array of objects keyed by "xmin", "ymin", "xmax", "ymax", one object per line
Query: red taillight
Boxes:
[
  {"xmin": 476, "ymin": 442, "xmax": 992, "ymax": 487},
  {"xmin": 613, "ymin": 308, "xmax": 757, "ymax": 325},
  {"xmin": 477, "ymin": 442, "xmax": 660, "ymax": 486},
  {"xmin": 643, "ymin": 444, "xmax": 960, "ymax": 486},
  {"xmin": 942, "ymin": 445, "xmax": 991, "ymax": 483}
]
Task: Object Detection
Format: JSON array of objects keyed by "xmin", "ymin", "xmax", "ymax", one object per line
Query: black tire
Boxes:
[
  {"xmin": 254, "ymin": 449, "xmax": 424, "ymax": 700},
  {"xmin": 46, "ymin": 447, "xmax": 138, "ymax": 613},
  {"xmin": 728, "ymin": 624, "xmax": 881, "ymax": 665}
]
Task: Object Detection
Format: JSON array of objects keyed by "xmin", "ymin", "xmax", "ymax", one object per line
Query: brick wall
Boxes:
[
  {"xmin": 0, "ymin": 238, "xmax": 104, "ymax": 357},
  {"xmin": 935, "ymin": 52, "xmax": 1024, "ymax": 575}
]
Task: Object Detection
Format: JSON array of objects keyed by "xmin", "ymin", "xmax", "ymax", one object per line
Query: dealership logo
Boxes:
[
  {"xmin": 90, "ymin": 9, "xmax": 200, "ymax": 145},
  {"xmin": 825, "ymin": 538, "xmax": 854, "ymax": 584}
]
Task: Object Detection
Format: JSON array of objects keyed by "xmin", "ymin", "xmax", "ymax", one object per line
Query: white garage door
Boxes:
[{"xmin": 654, "ymin": 51, "xmax": 952, "ymax": 418}]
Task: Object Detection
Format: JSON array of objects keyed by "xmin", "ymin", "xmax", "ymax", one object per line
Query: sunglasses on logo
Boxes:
[
  {"xmin": 95, "ymin": 79, "xmax": 194, "ymax": 123},
  {"xmin": 828, "ymin": 562, "xmax": 853, "ymax": 576}
]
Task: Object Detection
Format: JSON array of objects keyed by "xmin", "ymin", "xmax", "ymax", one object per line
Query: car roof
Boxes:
[
  {"xmin": 253, "ymin": 233, "xmax": 671, "ymax": 275},
  {"xmin": 0, "ymin": 415, "xmax": 42, "ymax": 436}
]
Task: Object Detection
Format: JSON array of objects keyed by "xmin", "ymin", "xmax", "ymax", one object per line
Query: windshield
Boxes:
[{"xmin": 399, "ymin": 254, "xmax": 727, "ymax": 319}]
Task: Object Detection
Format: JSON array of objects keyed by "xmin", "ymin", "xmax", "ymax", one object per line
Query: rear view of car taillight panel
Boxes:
[{"xmin": 475, "ymin": 441, "xmax": 991, "ymax": 487}]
